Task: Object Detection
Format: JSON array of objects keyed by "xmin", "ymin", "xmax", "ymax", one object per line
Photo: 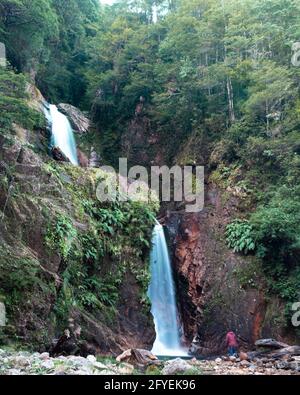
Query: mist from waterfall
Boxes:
[
  {"xmin": 45, "ymin": 104, "xmax": 78, "ymax": 165},
  {"xmin": 148, "ymin": 223, "xmax": 187, "ymax": 357}
]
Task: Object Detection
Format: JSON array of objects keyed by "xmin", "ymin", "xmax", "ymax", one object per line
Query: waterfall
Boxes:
[
  {"xmin": 148, "ymin": 222, "xmax": 187, "ymax": 357},
  {"xmin": 45, "ymin": 104, "xmax": 78, "ymax": 165}
]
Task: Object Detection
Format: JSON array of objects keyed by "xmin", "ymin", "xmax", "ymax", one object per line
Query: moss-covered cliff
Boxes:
[{"xmin": 0, "ymin": 67, "xmax": 158, "ymax": 355}]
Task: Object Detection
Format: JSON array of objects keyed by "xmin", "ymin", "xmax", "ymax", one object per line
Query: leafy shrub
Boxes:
[
  {"xmin": 250, "ymin": 185, "xmax": 300, "ymax": 259},
  {"xmin": 226, "ymin": 219, "xmax": 256, "ymax": 255},
  {"xmin": 46, "ymin": 214, "xmax": 77, "ymax": 259}
]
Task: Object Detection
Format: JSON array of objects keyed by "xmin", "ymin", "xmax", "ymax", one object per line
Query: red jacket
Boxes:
[{"xmin": 226, "ymin": 332, "xmax": 238, "ymax": 347}]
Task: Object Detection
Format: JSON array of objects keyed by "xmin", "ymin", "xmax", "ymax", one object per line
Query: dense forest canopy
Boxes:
[{"xmin": 1, "ymin": 0, "xmax": 300, "ymax": 326}]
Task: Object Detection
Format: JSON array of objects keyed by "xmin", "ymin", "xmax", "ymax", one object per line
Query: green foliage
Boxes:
[
  {"xmin": 0, "ymin": 250, "xmax": 40, "ymax": 292},
  {"xmin": 46, "ymin": 214, "xmax": 77, "ymax": 260},
  {"xmin": 0, "ymin": 0, "xmax": 59, "ymax": 71},
  {"xmin": 0, "ymin": 67, "xmax": 43, "ymax": 131},
  {"xmin": 248, "ymin": 186, "xmax": 300, "ymax": 312},
  {"xmin": 226, "ymin": 220, "xmax": 256, "ymax": 255},
  {"xmin": 45, "ymin": 166, "xmax": 158, "ymax": 327},
  {"xmin": 0, "ymin": 0, "xmax": 100, "ymax": 104},
  {"xmin": 250, "ymin": 185, "xmax": 300, "ymax": 261}
]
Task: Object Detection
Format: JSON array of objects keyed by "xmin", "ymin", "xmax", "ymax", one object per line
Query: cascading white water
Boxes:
[
  {"xmin": 148, "ymin": 223, "xmax": 187, "ymax": 357},
  {"xmin": 45, "ymin": 104, "xmax": 78, "ymax": 165}
]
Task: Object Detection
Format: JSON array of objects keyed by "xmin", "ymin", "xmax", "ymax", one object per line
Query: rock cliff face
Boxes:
[
  {"xmin": 119, "ymin": 109, "xmax": 299, "ymax": 355},
  {"xmin": 0, "ymin": 134, "xmax": 156, "ymax": 354},
  {"xmin": 165, "ymin": 184, "xmax": 295, "ymax": 356},
  {"xmin": 121, "ymin": 115, "xmax": 164, "ymax": 167}
]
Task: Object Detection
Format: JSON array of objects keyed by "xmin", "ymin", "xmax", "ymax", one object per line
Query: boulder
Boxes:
[
  {"xmin": 52, "ymin": 147, "xmax": 70, "ymax": 163},
  {"xmin": 239, "ymin": 352, "xmax": 249, "ymax": 361},
  {"xmin": 255, "ymin": 339, "xmax": 289, "ymax": 350},
  {"xmin": 39, "ymin": 353, "xmax": 50, "ymax": 361},
  {"xmin": 116, "ymin": 349, "xmax": 159, "ymax": 367},
  {"xmin": 162, "ymin": 358, "xmax": 192, "ymax": 375},
  {"xmin": 268, "ymin": 346, "xmax": 300, "ymax": 359},
  {"xmin": 58, "ymin": 103, "xmax": 90, "ymax": 134}
]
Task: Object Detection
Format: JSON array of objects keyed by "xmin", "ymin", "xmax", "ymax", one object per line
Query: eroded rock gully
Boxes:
[{"xmin": 165, "ymin": 184, "xmax": 295, "ymax": 357}]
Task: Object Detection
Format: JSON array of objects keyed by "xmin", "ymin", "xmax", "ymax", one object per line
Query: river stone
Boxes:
[
  {"xmin": 276, "ymin": 361, "xmax": 289, "ymax": 370},
  {"xmin": 240, "ymin": 360, "xmax": 250, "ymax": 368},
  {"xmin": 162, "ymin": 358, "xmax": 191, "ymax": 375},
  {"xmin": 39, "ymin": 352, "xmax": 50, "ymax": 361}
]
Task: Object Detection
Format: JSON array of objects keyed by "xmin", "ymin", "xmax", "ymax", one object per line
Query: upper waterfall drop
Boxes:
[
  {"xmin": 148, "ymin": 222, "xmax": 187, "ymax": 357},
  {"xmin": 45, "ymin": 104, "xmax": 79, "ymax": 165}
]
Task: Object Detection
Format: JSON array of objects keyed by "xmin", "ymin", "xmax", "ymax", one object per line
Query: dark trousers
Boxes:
[{"xmin": 228, "ymin": 346, "xmax": 237, "ymax": 357}]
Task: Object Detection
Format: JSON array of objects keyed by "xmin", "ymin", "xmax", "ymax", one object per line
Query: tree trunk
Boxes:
[{"xmin": 227, "ymin": 77, "xmax": 235, "ymax": 123}]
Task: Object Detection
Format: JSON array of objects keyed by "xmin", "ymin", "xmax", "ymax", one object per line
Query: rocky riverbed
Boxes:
[{"xmin": 0, "ymin": 349, "xmax": 300, "ymax": 375}]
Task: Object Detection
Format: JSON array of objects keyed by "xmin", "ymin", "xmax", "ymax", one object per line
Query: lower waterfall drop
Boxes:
[{"xmin": 148, "ymin": 222, "xmax": 187, "ymax": 357}]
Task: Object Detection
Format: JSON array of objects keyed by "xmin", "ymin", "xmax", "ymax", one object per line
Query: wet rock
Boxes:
[
  {"xmin": 57, "ymin": 104, "xmax": 90, "ymax": 134},
  {"xmin": 162, "ymin": 358, "xmax": 192, "ymax": 375},
  {"xmin": 51, "ymin": 146, "xmax": 70, "ymax": 163}
]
